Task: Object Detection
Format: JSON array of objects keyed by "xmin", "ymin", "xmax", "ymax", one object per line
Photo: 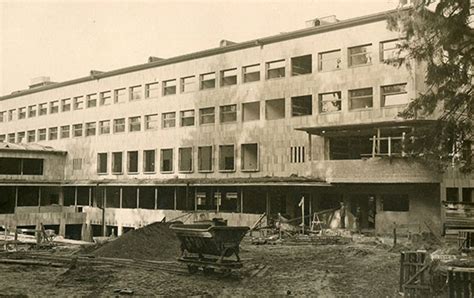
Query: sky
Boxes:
[{"xmin": 0, "ymin": 0, "xmax": 399, "ymax": 96}]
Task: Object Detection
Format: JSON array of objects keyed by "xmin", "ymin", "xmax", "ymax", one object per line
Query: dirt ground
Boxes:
[{"xmin": 0, "ymin": 239, "xmax": 401, "ymax": 297}]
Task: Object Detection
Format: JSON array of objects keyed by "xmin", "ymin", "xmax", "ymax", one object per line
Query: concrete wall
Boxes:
[
  {"xmin": 0, "ymin": 18, "xmax": 423, "ymax": 182},
  {"xmin": 0, "ymin": 151, "xmax": 66, "ymax": 182}
]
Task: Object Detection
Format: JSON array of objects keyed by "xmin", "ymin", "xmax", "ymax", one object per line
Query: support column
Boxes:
[
  {"xmin": 308, "ymin": 133, "xmax": 312, "ymax": 161},
  {"xmin": 240, "ymin": 187, "xmax": 244, "ymax": 214},
  {"xmin": 154, "ymin": 188, "xmax": 158, "ymax": 210},
  {"xmin": 458, "ymin": 187, "xmax": 463, "ymax": 203},
  {"xmin": 59, "ymin": 213, "xmax": 66, "ymax": 237},
  {"xmin": 14, "ymin": 186, "xmax": 18, "ymax": 212},
  {"xmin": 119, "ymin": 187, "xmax": 123, "ymax": 208},
  {"xmin": 88, "ymin": 187, "xmax": 92, "ymax": 207},
  {"xmin": 58, "ymin": 188, "xmax": 64, "ymax": 206},
  {"xmin": 174, "ymin": 187, "xmax": 177, "ymax": 210},
  {"xmin": 194, "ymin": 188, "xmax": 197, "ymax": 211},
  {"xmin": 136, "ymin": 188, "xmax": 140, "ymax": 209},
  {"xmin": 74, "ymin": 187, "xmax": 78, "ymax": 207},
  {"xmin": 266, "ymin": 190, "xmax": 270, "ymax": 225},
  {"xmin": 38, "ymin": 187, "xmax": 42, "ymax": 207},
  {"xmin": 102, "ymin": 187, "xmax": 107, "ymax": 237}
]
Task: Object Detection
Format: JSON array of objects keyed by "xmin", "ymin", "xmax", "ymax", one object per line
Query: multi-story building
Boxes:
[{"xmin": 0, "ymin": 8, "xmax": 472, "ymax": 239}]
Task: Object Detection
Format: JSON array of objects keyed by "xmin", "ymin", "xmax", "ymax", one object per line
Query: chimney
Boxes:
[
  {"xmin": 220, "ymin": 40, "xmax": 237, "ymax": 47},
  {"xmin": 29, "ymin": 76, "xmax": 55, "ymax": 89},
  {"xmin": 90, "ymin": 70, "xmax": 104, "ymax": 77},
  {"xmin": 305, "ymin": 15, "xmax": 339, "ymax": 28},
  {"xmin": 148, "ymin": 56, "xmax": 164, "ymax": 63}
]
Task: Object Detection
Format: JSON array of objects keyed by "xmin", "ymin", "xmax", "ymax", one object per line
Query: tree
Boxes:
[{"xmin": 387, "ymin": 0, "xmax": 473, "ymax": 170}]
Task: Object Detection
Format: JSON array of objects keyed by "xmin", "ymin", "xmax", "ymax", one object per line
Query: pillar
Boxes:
[
  {"xmin": 136, "ymin": 188, "xmax": 140, "ymax": 209},
  {"xmin": 266, "ymin": 190, "xmax": 270, "ymax": 225},
  {"xmin": 38, "ymin": 187, "xmax": 42, "ymax": 207},
  {"xmin": 174, "ymin": 186, "xmax": 177, "ymax": 210},
  {"xmin": 14, "ymin": 186, "xmax": 18, "ymax": 213},
  {"xmin": 308, "ymin": 133, "xmax": 312, "ymax": 161},
  {"xmin": 58, "ymin": 188, "xmax": 64, "ymax": 206},
  {"xmin": 59, "ymin": 213, "xmax": 66, "ymax": 237},
  {"xmin": 119, "ymin": 187, "xmax": 123, "ymax": 208},
  {"xmin": 74, "ymin": 186, "xmax": 78, "ymax": 207},
  {"xmin": 117, "ymin": 224, "xmax": 123, "ymax": 236},
  {"xmin": 88, "ymin": 187, "xmax": 92, "ymax": 207},
  {"xmin": 239, "ymin": 187, "xmax": 244, "ymax": 214},
  {"xmin": 154, "ymin": 188, "xmax": 158, "ymax": 210}
]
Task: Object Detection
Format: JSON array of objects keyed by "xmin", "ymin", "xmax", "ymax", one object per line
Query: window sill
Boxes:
[
  {"xmin": 220, "ymin": 83, "xmax": 238, "ymax": 88},
  {"xmin": 291, "ymin": 114, "xmax": 312, "ymax": 118},
  {"xmin": 127, "ymin": 172, "xmax": 139, "ymax": 175},
  {"xmin": 349, "ymin": 63, "xmax": 372, "ymax": 68},
  {"xmin": 382, "ymin": 104, "xmax": 409, "ymax": 108},
  {"xmin": 318, "ymin": 68, "xmax": 342, "ymax": 73},
  {"xmin": 179, "ymin": 170, "xmax": 193, "ymax": 174},
  {"xmin": 219, "ymin": 170, "xmax": 236, "ymax": 173},
  {"xmin": 97, "ymin": 172, "xmax": 108, "ymax": 175},
  {"xmin": 160, "ymin": 171, "xmax": 174, "ymax": 174},
  {"xmin": 291, "ymin": 72, "xmax": 312, "ymax": 77},
  {"xmin": 198, "ymin": 170, "xmax": 213, "ymax": 173},
  {"xmin": 242, "ymin": 169, "xmax": 259, "ymax": 172},
  {"xmin": 266, "ymin": 76, "xmax": 286, "ymax": 81},
  {"xmin": 319, "ymin": 110, "xmax": 342, "ymax": 115},
  {"xmin": 349, "ymin": 107, "xmax": 373, "ymax": 112},
  {"xmin": 199, "ymin": 122, "xmax": 215, "ymax": 126},
  {"xmin": 112, "ymin": 172, "xmax": 123, "ymax": 175},
  {"xmin": 242, "ymin": 79, "xmax": 261, "ymax": 84}
]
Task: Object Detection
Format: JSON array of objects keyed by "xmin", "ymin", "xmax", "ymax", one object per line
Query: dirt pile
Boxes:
[{"xmin": 93, "ymin": 222, "xmax": 181, "ymax": 261}]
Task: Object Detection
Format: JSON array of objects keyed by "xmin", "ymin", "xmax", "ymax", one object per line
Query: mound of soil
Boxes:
[{"xmin": 93, "ymin": 222, "xmax": 181, "ymax": 261}]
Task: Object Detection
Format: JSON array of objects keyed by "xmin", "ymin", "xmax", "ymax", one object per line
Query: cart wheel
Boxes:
[
  {"xmin": 187, "ymin": 265, "xmax": 199, "ymax": 274},
  {"xmin": 203, "ymin": 267, "xmax": 215, "ymax": 275}
]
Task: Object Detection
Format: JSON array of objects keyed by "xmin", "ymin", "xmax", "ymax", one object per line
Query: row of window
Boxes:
[
  {"xmin": 0, "ymin": 83, "xmax": 408, "ymax": 143},
  {"xmin": 0, "ymin": 39, "xmax": 403, "ymax": 123},
  {"xmin": 96, "ymin": 144, "xmax": 259, "ymax": 175}
]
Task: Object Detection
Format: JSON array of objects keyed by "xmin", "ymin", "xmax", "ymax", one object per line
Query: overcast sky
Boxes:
[{"xmin": 0, "ymin": 0, "xmax": 399, "ymax": 96}]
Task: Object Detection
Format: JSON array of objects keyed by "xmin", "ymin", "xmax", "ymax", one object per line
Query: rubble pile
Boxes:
[{"xmin": 93, "ymin": 222, "xmax": 181, "ymax": 261}]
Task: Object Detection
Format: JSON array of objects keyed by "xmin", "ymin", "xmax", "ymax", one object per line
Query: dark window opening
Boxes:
[
  {"xmin": 291, "ymin": 55, "xmax": 312, "ymax": 76},
  {"xmin": 219, "ymin": 145, "xmax": 234, "ymax": 171},
  {"xmin": 291, "ymin": 95, "xmax": 312, "ymax": 116},
  {"xmin": 179, "ymin": 147, "xmax": 193, "ymax": 172},
  {"xmin": 266, "ymin": 60, "xmax": 285, "ymax": 79},
  {"xmin": 139, "ymin": 187, "xmax": 155, "ymax": 209},
  {"xmin": 221, "ymin": 68, "xmax": 237, "ymax": 86},
  {"xmin": 382, "ymin": 194, "xmax": 409, "ymax": 212},
  {"xmin": 242, "ymin": 101, "xmax": 260, "ymax": 122},
  {"xmin": 128, "ymin": 151, "xmax": 138, "ymax": 173},
  {"xmin": 329, "ymin": 136, "xmax": 373, "ymax": 160},
  {"xmin": 200, "ymin": 72, "xmax": 216, "ymax": 90},
  {"xmin": 97, "ymin": 153, "xmax": 108, "ymax": 174},
  {"xmin": 265, "ymin": 98, "xmax": 285, "ymax": 120},
  {"xmin": 198, "ymin": 146, "xmax": 213, "ymax": 172},
  {"xmin": 446, "ymin": 188, "xmax": 459, "ymax": 202},
  {"xmin": 122, "ymin": 187, "xmax": 138, "ymax": 208},
  {"xmin": 161, "ymin": 149, "xmax": 173, "ymax": 172},
  {"xmin": 143, "ymin": 150, "xmax": 156, "ymax": 173},
  {"xmin": 106, "ymin": 187, "xmax": 120, "ymax": 208},
  {"xmin": 22, "ymin": 159, "xmax": 43, "ymax": 175},
  {"xmin": 243, "ymin": 64, "xmax": 260, "ymax": 83},
  {"xmin": 112, "ymin": 152, "xmax": 123, "ymax": 174},
  {"xmin": 0, "ymin": 158, "xmax": 21, "ymax": 174},
  {"xmin": 241, "ymin": 143, "xmax": 258, "ymax": 171},
  {"xmin": 17, "ymin": 186, "xmax": 39, "ymax": 207}
]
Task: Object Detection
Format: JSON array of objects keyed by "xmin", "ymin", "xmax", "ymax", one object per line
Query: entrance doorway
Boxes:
[{"xmin": 350, "ymin": 194, "xmax": 376, "ymax": 230}]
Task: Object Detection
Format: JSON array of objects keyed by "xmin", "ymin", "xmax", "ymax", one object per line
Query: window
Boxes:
[
  {"xmin": 73, "ymin": 158, "xmax": 82, "ymax": 171},
  {"xmin": 48, "ymin": 127, "xmax": 58, "ymax": 140},
  {"xmin": 73, "ymin": 96, "xmax": 84, "ymax": 110},
  {"xmin": 130, "ymin": 85, "xmax": 142, "ymax": 101},
  {"xmin": 85, "ymin": 122, "xmax": 96, "ymax": 136},
  {"xmin": 26, "ymin": 105, "xmax": 36, "ymax": 118},
  {"xmin": 446, "ymin": 188, "xmax": 459, "ymax": 202},
  {"xmin": 266, "ymin": 98, "xmax": 285, "ymax": 120},
  {"xmin": 27, "ymin": 130, "xmax": 35, "ymax": 142},
  {"xmin": 220, "ymin": 68, "xmax": 237, "ymax": 86},
  {"xmin": 38, "ymin": 129, "xmax": 46, "ymax": 141},
  {"xmin": 181, "ymin": 76, "xmax": 196, "ymax": 93},
  {"xmin": 8, "ymin": 133, "xmax": 15, "ymax": 143},
  {"xmin": 100, "ymin": 91, "xmax": 112, "ymax": 106},
  {"xmin": 349, "ymin": 88, "xmax": 373, "ymax": 110},
  {"xmin": 143, "ymin": 150, "xmax": 156, "ymax": 173},
  {"xmin": 180, "ymin": 110, "xmax": 195, "ymax": 127},
  {"xmin": 243, "ymin": 64, "xmax": 260, "ymax": 83},
  {"xmin": 219, "ymin": 145, "xmax": 235, "ymax": 171},
  {"xmin": 99, "ymin": 120, "xmax": 110, "ymax": 134},
  {"xmin": 241, "ymin": 143, "xmax": 258, "ymax": 171},
  {"xmin": 242, "ymin": 101, "xmax": 260, "ymax": 122},
  {"xmin": 73, "ymin": 124, "xmax": 83, "ymax": 137},
  {"xmin": 86, "ymin": 93, "xmax": 97, "ymax": 108},
  {"xmin": 291, "ymin": 95, "xmax": 312, "ymax": 116},
  {"xmin": 127, "ymin": 151, "xmax": 139, "ymax": 173},
  {"xmin": 50, "ymin": 101, "xmax": 59, "ymax": 114},
  {"xmin": 162, "ymin": 112, "xmax": 176, "ymax": 128},
  {"xmin": 8, "ymin": 109, "xmax": 16, "ymax": 121},
  {"xmin": 163, "ymin": 80, "xmax": 177, "ymax": 96},
  {"xmin": 291, "ymin": 55, "xmax": 312, "ymax": 75},
  {"xmin": 179, "ymin": 147, "xmax": 193, "ymax": 172},
  {"xmin": 17, "ymin": 132, "xmax": 25, "ymax": 143},
  {"xmin": 0, "ymin": 134, "xmax": 5, "ymax": 142},
  {"xmin": 18, "ymin": 107, "xmax": 26, "ymax": 119},
  {"xmin": 61, "ymin": 98, "xmax": 71, "ymax": 112},
  {"xmin": 38, "ymin": 103, "xmax": 47, "ymax": 116},
  {"xmin": 145, "ymin": 114, "xmax": 158, "ymax": 130},
  {"xmin": 319, "ymin": 92, "xmax": 342, "ymax": 113},
  {"xmin": 129, "ymin": 116, "xmax": 141, "ymax": 132},
  {"xmin": 380, "ymin": 39, "xmax": 405, "ymax": 62},
  {"xmin": 382, "ymin": 194, "xmax": 409, "ymax": 211},
  {"xmin": 114, "ymin": 88, "xmax": 126, "ymax": 103},
  {"xmin": 349, "ymin": 44, "xmax": 372, "ymax": 66},
  {"xmin": 161, "ymin": 149, "xmax": 173, "ymax": 172},
  {"xmin": 22, "ymin": 159, "xmax": 44, "ymax": 175},
  {"xmin": 220, "ymin": 104, "xmax": 237, "ymax": 123},
  {"xmin": 60, "ymin": 125, "xmax": 70, "ymax": 139},
  {"xmin": 266, "ymin": 59, "xmax": 285, "ymax": 79},
  {"xmin": 381, "ymin": 83, "xmax": 408, "ymax": 106},
  {"xmin": 112, "ymin": 152, "xmax": 123, "ymax": 174},
  {"xmin": 199, "ymin": 107, "xmax": 215, "ymax": 125},
  {"xmin": 145, "ymin": 82, "xmax": 159, "ymax": 98},
  {"xmin": 0, "ymin": 111, "xmax": 5, "ymax": 122},
  {"xmin": 198, "ymin": 146, "xmax": 213, "ymax": 172},
  {"xmin": 114, "ymin": 118, "xmax": 125, "ymax": 133},
  {"xmin": 318, "ymin": 50, "xmax": 342, "ymax": 71},
  {"xmin": 97, "ymin": 153, "xmax": 108, "ymax": 174},
  {"xmin": 200, "ymin": 72, "xmax": 216, "ymax": 90},
  {"xmin": 0, "ymin": 158, "xmax": 44, "ymax": 175},
  {"xmin": 290, "ymin": 146, "xmax": 305, "ymax": 163}
]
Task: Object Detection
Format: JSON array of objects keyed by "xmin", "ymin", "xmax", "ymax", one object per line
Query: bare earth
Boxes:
[{"xmin": 0, "ymin": 240, "xmax": 400, "ymax": 297}]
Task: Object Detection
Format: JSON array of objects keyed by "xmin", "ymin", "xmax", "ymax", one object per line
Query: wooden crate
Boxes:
[
  {"xmin": 448, "ymin": 267, "xmax": 474, "ymax": 297},
  {"xmin": 400, "ymin": 251, "xmax": 432, "ymax": 296}
]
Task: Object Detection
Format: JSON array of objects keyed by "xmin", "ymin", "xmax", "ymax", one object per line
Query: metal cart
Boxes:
[{"xmin": 170, "ymin": 221, "xmax": 249, "ymax": 274}]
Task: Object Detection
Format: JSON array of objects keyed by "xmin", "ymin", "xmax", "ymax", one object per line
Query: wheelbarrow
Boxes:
[{"xmin": 170, "ymin": 220, "xmax": 249, "ymax": 275}]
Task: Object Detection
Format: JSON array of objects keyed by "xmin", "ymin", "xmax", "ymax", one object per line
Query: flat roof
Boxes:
[
  {"xmin": 0, "ymin": 142, "xmax": 67, "ymax": 155},
  {"xmin": 296, "ymin": 119, "xmax": 438, "ymax": 135},
  {"xmin": 0, "ymin": 8, "xmax": 406, "ymax": 100}
]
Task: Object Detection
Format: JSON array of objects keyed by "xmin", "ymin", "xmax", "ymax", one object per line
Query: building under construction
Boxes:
[{"xmin": 0, "ymin": 8, "xmax": 472, "ymax": 240}]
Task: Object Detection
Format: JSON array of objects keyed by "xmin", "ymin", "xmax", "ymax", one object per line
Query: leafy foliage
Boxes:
[{"xmin": 387, "ymin": 0, "xmax": 473, "ymax": 170}]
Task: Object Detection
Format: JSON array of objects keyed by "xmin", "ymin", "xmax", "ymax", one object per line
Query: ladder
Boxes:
[{"xmin": 311, "ymin": 212, "xmax": 324, "ymax": 234}]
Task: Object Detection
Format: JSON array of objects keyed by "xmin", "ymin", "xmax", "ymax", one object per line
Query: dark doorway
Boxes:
[{"xmin": 350, "ymin": 194, "xmax": 376, "ymax": 230}]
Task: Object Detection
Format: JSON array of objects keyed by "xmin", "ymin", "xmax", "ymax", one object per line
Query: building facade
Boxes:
[{"xmin": 1, "ymin": 8, "xmax": 471, "ymax": 239}]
